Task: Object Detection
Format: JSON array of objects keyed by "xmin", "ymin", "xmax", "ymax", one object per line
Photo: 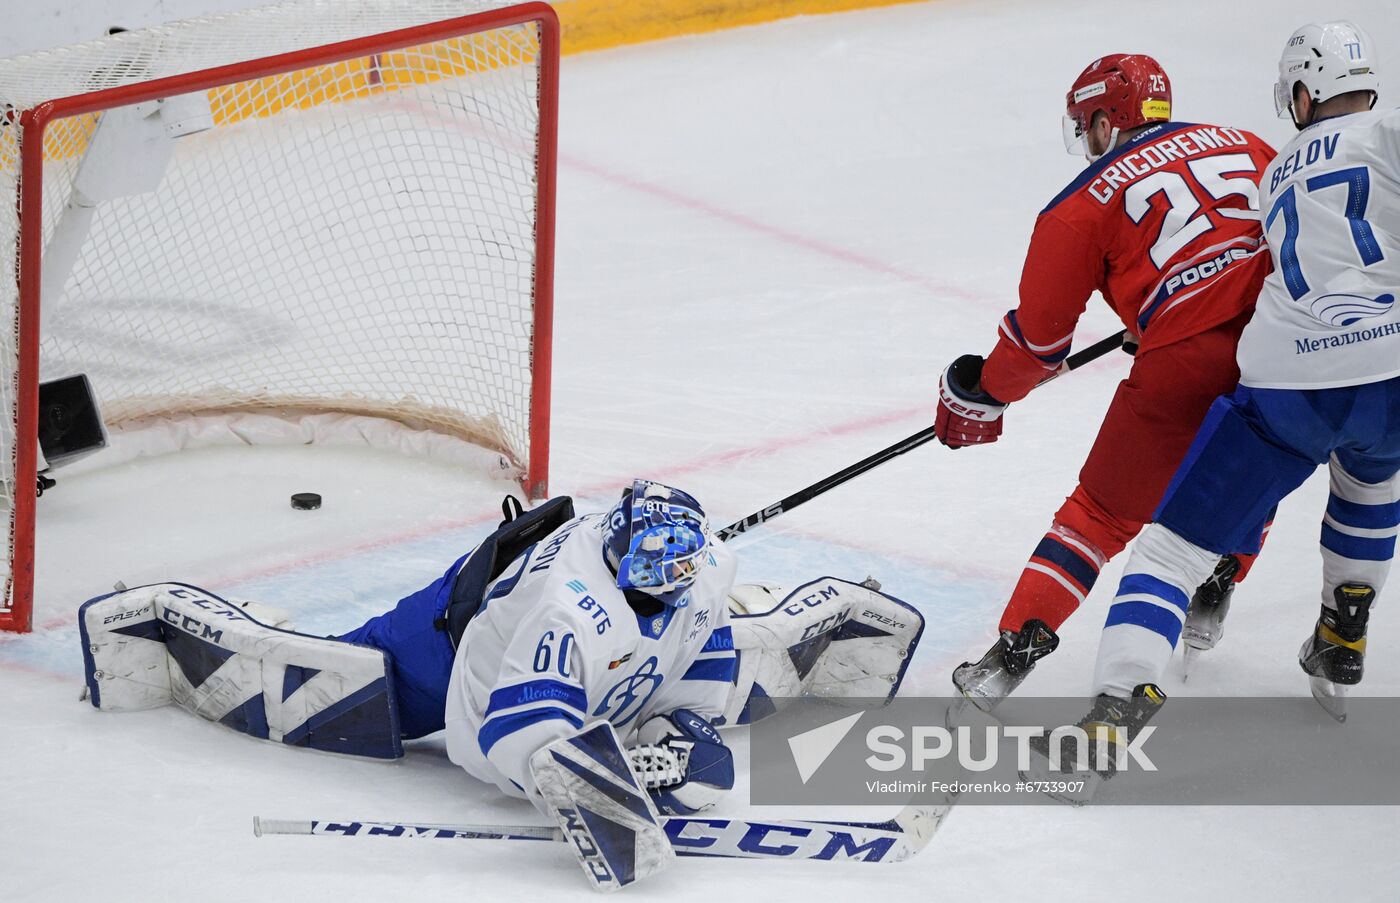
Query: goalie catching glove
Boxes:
[
  {"xmin": 936, "ymin": 354, "xmax": 1007, "ymax": 448},
  {"xmin": 628, "ymin": 709, "xmax": 733, "ymax": 815}
]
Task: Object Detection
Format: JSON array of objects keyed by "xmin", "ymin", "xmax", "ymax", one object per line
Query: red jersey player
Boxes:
[{"xmin": 936, "ymin": 54, "xmax": 1276, "ymax": 709}]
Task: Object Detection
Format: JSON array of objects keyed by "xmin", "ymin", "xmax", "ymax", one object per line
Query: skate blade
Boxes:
[
  {"xmin": 948, "ymin": 679, "xmax": 999, "ymax": 719},
  {"xmin": 945, "ymin": 694, "xmax": 992, "ymax": 730},
  {"xmin": 1016, "ymin": 766, "xmax": 1101, "ymax": 807},
  {"xmin": 1180, "ymin": 645, "xmax": 1200, "ymax": 682},
  {"xmin": 945, "ymin": 696, "xmax": 969, "ymax": 730},
  {"xmin": 1308, "ymin": 676, "xmax": 1348, "ymax": 723}
]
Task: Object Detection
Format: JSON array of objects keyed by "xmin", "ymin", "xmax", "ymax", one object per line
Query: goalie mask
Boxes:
[{"xmin": 603, "ymin": 480, "xmax": 711, "ymax": 608}]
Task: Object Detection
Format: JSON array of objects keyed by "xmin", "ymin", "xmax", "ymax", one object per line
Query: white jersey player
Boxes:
[
  {"xmin": 445, "ymin": 483, "xmax": 738, "ymax": 811},
  {"xmin": 1021, "ymin": 21, "xmax": 1400, "ymax": 799},
  {"xmin": 1239, "ymin": 67, "xmax": 1400, "ymax": 388}
]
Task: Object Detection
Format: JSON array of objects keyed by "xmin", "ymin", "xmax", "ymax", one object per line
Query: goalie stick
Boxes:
[
  {"xmin": 717, "ymin": 329, "xmax": 1128, "ymax": 540},
  {"xmin": 254, "ymin": 802, "xmax": 948, "ymax": 864}
]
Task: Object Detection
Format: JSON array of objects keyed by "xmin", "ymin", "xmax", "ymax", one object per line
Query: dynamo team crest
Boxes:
[
  {"xmin": 1309, "ymin": 292, "xmax": 1396, "ymax": 327},
  {"xmin": 594, "ymin": 655, "xmax": 663, "ymax": 727}
]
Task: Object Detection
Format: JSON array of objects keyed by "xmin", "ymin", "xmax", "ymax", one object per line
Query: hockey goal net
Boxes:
[{"xmin": 0, "ymin": 0, "xmax": 558, "ymax": 632}]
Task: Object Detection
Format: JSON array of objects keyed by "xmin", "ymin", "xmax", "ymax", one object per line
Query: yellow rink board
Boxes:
[
  {"xmin": 22, "ymin": 0, "xmax": 923, "ymax": 165},
  {"xmin": 208, "ymin": 0, "xmax": 928, "ymax": 125},
  {"xmin": 555, "ymin": 0, "xmax": 926, "ymax": 55}
]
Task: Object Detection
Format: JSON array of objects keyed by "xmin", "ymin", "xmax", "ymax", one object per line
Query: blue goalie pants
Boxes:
[
  {"xmin": 339, "ymin": 553, "xmax": 468, "ymax": 739},
  {"xmin": 341, "ymin": 496, "xmax": 577, "ymax": 739}
]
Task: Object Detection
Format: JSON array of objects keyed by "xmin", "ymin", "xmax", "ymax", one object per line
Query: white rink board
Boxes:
[{"xmin": 6, "ymin": 1, "xmax": 1400, "ymax": 901}]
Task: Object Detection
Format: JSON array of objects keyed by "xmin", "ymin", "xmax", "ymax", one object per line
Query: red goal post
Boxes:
[{"xmin": 0, "ymin": 1, "xmax": 559, "ymax": 633}]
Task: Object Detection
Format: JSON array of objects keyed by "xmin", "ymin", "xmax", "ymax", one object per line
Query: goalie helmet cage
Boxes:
[{"xmin": 0, "ymin": 0, "xmax": 559, "ymax": 633}]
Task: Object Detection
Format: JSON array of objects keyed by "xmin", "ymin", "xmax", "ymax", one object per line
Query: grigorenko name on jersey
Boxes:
[{"xmin": 1086, "ymin": 126, "xmax": 1254, "ymax": 205}]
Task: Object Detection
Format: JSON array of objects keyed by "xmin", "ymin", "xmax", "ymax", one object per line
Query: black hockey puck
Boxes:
[{"xmin": 290, "ymin": 492, "xmax": 322, "ymax": 511}]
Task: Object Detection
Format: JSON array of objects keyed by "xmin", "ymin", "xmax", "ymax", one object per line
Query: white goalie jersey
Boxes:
[
  {"xmin": 444, "ymin": 513, "xmax": 739, "ymax": 802},
  {"xmin": 1239, "ymin": 106, "xmax": 1400, "ymax": 389}
]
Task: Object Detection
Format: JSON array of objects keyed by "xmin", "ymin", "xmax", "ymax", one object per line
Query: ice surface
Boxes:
[{"xmin": 6, "ymin": 0, "xmax": 1400, "ymax": 900}]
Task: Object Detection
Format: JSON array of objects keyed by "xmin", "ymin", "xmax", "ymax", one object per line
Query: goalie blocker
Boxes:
[{"xmin": 530, "ymin": 721, "xmax": 675, "ymax": 892}]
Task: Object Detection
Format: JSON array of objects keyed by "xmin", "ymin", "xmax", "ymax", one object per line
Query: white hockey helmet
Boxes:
[{"xmin": 1274, "ymin": 21, "xmax": 1380, "ymax": 123}]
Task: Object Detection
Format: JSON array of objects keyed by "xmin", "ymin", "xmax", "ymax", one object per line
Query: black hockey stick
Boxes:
[{"xmin": 716, "ymin": 329, "xmax": 1129, "ymax": 541}]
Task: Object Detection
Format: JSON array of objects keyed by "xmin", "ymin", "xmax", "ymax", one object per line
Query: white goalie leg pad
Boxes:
[
  {"xmin": 79, "ymin": 583, "xmax": 172, "ymax": 711},
  {"xmin": 79, "ymin": 583, "xmax": 402, "ymax": 759},
  {"xmin": 529, "ymin": 722, "xmax": 675, "ymax": 893},
  {"xmin": 723, "ymin": 582, "xmax": 823, "ymax": 725},
  {"xmin": 724, "ymin": 578, "xmax": 924, "ymax": 725},
  {"xmin": 808, "ymin": 579, "xmax": 924, "ymax": 701},
  {"xmin": 225, "ymin": 597, "xmax": 295, "ymax": 630}
]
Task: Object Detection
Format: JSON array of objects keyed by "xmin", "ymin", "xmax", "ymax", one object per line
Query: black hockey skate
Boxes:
[
  {"xmin": 951, "ymin": 619, "xmax": 1059, "ymax": 714},
  {"xmin": 1300, "ymin": 583, "xmax": 1374, "ymax": 723},
  {"xmin": 1180, "ymin": 554, "xmax": 1241, "ymax": 678},
  {"xmin": 1020, "ymin": 683, "xmax": 1167, "ymax": 805}
]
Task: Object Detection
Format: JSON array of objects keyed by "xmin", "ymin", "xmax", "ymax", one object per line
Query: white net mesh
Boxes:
[{"xmin": 0, "ymin": 0, "xmax": 552, "ymax": 625}]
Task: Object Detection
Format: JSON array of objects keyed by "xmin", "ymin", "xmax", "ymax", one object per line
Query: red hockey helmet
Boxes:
[{"xmin": 1062, "ymin": 54, "xmax": 1172, "ymax": 159}]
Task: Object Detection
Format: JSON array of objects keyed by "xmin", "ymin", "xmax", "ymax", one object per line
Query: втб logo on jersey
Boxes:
[{"xmin": 595, "ymin": 656, "xmax": 662, "ymax": 727}]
